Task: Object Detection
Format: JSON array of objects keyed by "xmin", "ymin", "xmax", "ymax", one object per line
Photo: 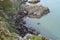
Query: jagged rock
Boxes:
[
  {"xmin": 15, "ymin": 23, "xmax": 40, "ymax": 37},
  {"xmin": 28, "ymin": 0, "xmax": 40, "ymax": 3},
  {"xmin": 37, "ymin": 23, "xmax": 40, "ymax": 25}
]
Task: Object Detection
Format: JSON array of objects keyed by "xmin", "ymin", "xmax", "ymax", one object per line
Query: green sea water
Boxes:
[{"xmin": 25, "ymin": 0, "xmax": 60, "ymax": 40}]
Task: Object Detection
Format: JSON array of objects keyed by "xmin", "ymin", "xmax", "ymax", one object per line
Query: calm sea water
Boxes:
[{"xmin": 25, "ymin": 0, "xmax": 60, "ymax": 40}]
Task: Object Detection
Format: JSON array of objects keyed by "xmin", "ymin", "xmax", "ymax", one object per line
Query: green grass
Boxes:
[
  {"xmin": 29, "ymin": 35, "xmax": 43, "ymax": 40},
  {"xmin": 0, "ymin": 16, "xmax": 18, "ymax": 40},
  {"xmin": 0, "ymin": 16, "xmax": 15, "ymax": 32}
]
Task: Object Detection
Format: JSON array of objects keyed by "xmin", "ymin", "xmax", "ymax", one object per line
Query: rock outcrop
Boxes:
[{"xmin": 20, "ymin": 4, "xmax": 50, "ymax": 18}]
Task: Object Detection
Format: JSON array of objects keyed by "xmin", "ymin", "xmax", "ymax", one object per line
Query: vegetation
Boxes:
[
  {"xmin": 0, "ymin": 0, "xmax": 12, "ymax": 10},
  {"xmin": 0, "ymin": 0, "xmax": 18, "ymax": 40},
  {"xmin": 27, "ymin": 35, "xmax": 48, "ymax": 40},
  {"xmin": 0, "ymin": 17, "xmax": 18, "ymax": 40}
]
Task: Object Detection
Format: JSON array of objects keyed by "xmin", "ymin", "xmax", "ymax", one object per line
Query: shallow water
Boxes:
[{"xmin": 25, "ymin": 0, "xmax": 60, "ymax": 40}]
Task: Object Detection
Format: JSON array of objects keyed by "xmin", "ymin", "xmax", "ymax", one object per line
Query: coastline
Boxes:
[{"xmin": 0, "ymin": 0, "xmax": 50, "ymax": 40}]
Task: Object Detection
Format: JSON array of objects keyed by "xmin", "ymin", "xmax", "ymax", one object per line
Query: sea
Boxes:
[{"xmin": 24, "ymin": 0, "xmax": 60, "ymax": 40}]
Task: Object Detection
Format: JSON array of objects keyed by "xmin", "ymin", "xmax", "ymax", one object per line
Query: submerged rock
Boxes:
[{"xmin": 37, "ymin": 23, "xmax": 40, "ymax": 25}]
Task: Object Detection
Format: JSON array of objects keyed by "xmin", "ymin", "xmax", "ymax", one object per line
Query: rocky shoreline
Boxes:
[
  {"xmin": 14, "ymin": 10, "xmax": 40, "ymax": 37},
  {"xmin": 7, "ymin": 0, "xmax": 50, "ymax": 38},
  {"xmin": 13, "ymin": 4, "xmax": 50, "ymax": 38},
  {"xmin": 0, "ymin": 0, "xmax": 50, "ymax": 40},
  {"xmin": 0, "ymin": 19, "xmax": 49, "ymax": 40}
]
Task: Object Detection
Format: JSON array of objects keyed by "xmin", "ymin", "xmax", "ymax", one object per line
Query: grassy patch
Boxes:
[
  {"xmin": 29, "ymin": 35, "xmax": 42, "ymax": 40},
  {"xmin": 0, "ymin": 16, "xmax": 15, "ymax": 32},
  {"xmin": 0, "ymin": 16, "xmax": 18, "ymax": 40}
]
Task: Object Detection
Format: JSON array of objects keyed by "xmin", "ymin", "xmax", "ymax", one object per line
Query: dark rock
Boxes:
[
  {"xmin": 15, "ymin": 25, "xmax": 40, "ymax": 37},
  {"xmin": 28, "ymin": 0, "xmax": 40, "ymax": 4},
  {"xmin": 37, "ymin": 23, "xmax": 40, "ymax": 25},
  {"xmin": 28, "ymin": 27, "xmax": 40, "ymax": 35}
]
